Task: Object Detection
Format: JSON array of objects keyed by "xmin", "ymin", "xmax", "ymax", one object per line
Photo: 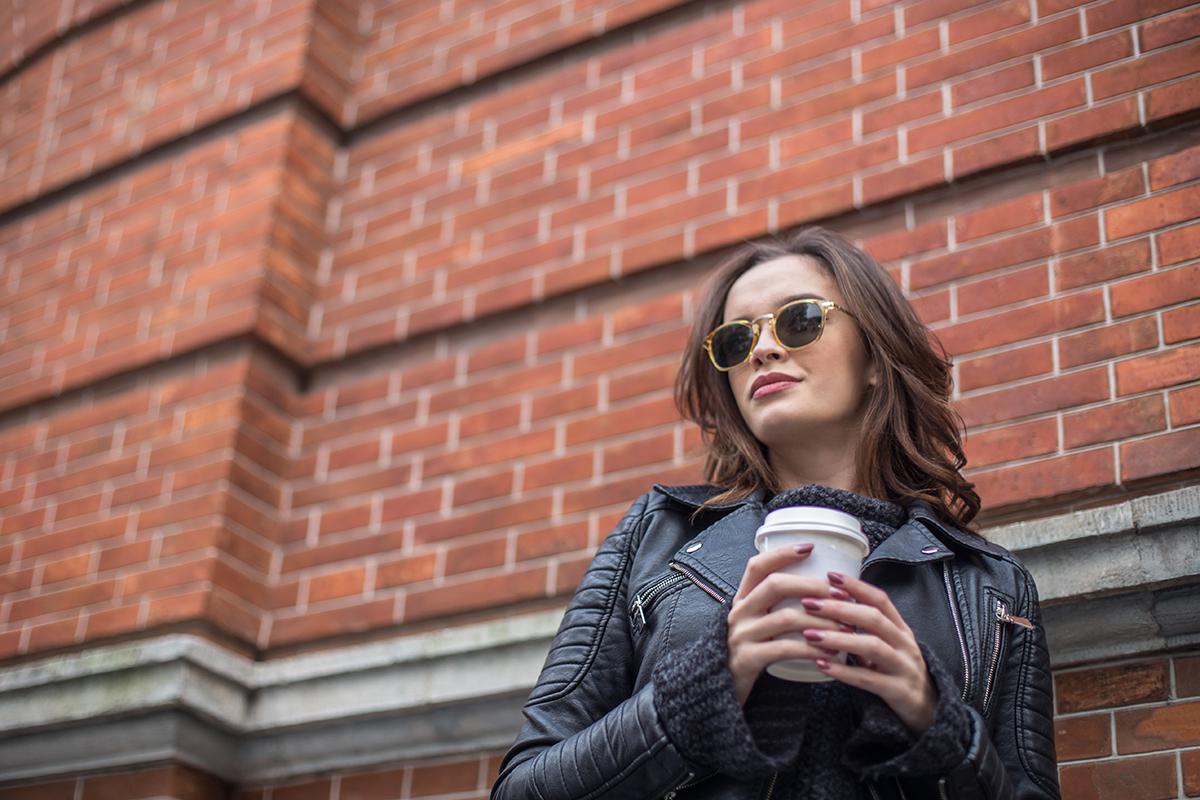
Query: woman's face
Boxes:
[{"xmin": 721, "ymin": 255, "xmax": 877, "ymax": 453}]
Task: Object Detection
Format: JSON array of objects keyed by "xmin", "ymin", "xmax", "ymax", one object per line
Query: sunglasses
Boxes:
[{"xmin": 703, "ymin": 298, "xmax": 856, "ymax": 371}]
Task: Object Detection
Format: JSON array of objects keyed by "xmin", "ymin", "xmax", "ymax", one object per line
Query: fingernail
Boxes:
[
  {"xmin": 802, "ymin": 629, "xmax": 823, "ymax": 641},
  {"xmin": 794, "ymin": 543, "xmax": 814, "ymax": 554},
  {"xmin": 829, "ymin": 587, "xmax": 851, "ymax": 601},
  {"xmin": 801, "ymin": 598, "xmax": 823, "ymax": 611},
  {"xmin": 840, "ymin": 624, "xmax": 855, "ymax": 633},
  {"xmin": 828, "ymin": 572, "xmax": 845, "ymax": 585},
  {"xmin": 815, "ymin": 658, "xmax": 830, "ymax": 669}
]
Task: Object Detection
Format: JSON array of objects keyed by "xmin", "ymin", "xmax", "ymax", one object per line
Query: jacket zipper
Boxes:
[
  {"xmin": 663, "ymin": 769, "xmax": 695, "ymax": 799},
  {"xmin": 632, "ymin": 563, "xmax": 726, "ymax": 635},
  {"xmin": 981, "ymin": 599, "xmax": 1036, "ymax": 716},
  {"xmin": 762, "ymin": 772, "xmax": 777, "ymax": 799},
  {"xmin": 633, "ymin": 572, "xmax": 689, "ymax": 629},
  {"xmin": 940, "ymin": 560, "xmax": 971, "ymax": 703},
  {"xmin": 670, "ymin": 561, "xmax": 727, "ymax": 604}
]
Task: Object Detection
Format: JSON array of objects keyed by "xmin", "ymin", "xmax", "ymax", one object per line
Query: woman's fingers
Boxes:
[
  {"xmin": 734, "ymin": 638, "xmax": 842, "ymax": 676},
  {"xmin": 828, "ymin": 571, "xmax": 911, "ymax": 634},
  {"xmin": 798, "ymin": 596, "xmax": 911, "ymax": 653},
  {"xmin": 800, "ymin": 629, "xmax": 899, "ymax": 672},
  {"xmin": 734, "ymin": 545, "xmax": 814, "ymax": 603},
  {"xmin": 733, "ymin": 604, "xmax": 849, "ymax": 645},
  {"xmin": 731, "ymin": 569, "xmax": 840, "ymax": 622}
]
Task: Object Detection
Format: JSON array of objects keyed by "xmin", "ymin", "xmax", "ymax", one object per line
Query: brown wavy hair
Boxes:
[{"xmin": 674, "ymin": 225, "xmax": 982, "ymax": 535}]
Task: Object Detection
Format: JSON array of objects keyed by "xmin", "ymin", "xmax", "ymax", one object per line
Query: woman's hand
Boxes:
[
  {"xmin": 726, "ymin": 543, "xmax": 851, "ymax": 706},
  {"xmin": 800, "ymin": 570, "xmax": 938, "ymax": 734}
]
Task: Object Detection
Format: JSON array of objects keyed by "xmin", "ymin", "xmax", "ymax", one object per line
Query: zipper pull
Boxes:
[
  {"xmin": 996, "ymin": 600, "xmax": 1035, "ymax": 630},
  {"xmin": 634, "ymin": 594, "xmax": 646, "ymax": 627}
]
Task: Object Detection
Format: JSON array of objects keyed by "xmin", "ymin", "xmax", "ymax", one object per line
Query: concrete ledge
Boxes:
[
  {"xmin": 2, "ymin": 486, "xmax": 1198, "ymax": 783},
  {"xmin": 0, "ymin": 611, "xmax": 564, "ymax": 784}
]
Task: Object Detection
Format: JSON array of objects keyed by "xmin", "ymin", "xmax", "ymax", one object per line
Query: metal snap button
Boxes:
[
  {"xmin": 921, "ymin": 545, "xmax": 940, "ymax": 554},
  {"xmin": 686, "ymin": 542, "xmax": 703, "ymax": 553}
]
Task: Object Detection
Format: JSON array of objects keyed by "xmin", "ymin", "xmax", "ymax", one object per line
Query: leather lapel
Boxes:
[{"xmin": 654, "ymin": 484, "xmax": 957, "ymax": 597}]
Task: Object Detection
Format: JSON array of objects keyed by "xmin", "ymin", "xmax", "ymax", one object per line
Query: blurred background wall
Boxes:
[{"xmin": 1, "ymin": 0, "xmax": 1199, "ymax": 798}]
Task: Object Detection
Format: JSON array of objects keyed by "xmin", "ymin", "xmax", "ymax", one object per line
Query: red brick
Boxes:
[
  {"xmin": 1050, "ymin": 168, "xmax": 1144, "ymax": 219},
  {"xmin": 269, "ymin": 598, "xmax": 395, "ymax": 646},
  {"xmin": 1116, "ymin": 699, "xmax": 1200, "ymax": 753},
  {"xmin": 1147, "ymin": 141, "xmax": 1200, "ymax": 190},
  {"xmin": 0, "ymin": 778, "xmax": 76, "ymax": 800},
  {"xmin": 422, "ymin": 428, "xmax": 555, "ymax": 478},
  {"xmin": 1042, "ymin": 29, "xmax": 1133, "ymax": 80},
  {"xmin": 409, "ymin": 757, "xmax": 481, "ymax": 797},
  {"xmin": 339, "ymin": 766, "xmax": 406, "ymax": 800},
  {"xmin": 970, "ymin": 447, "xmax": 1114, "ymax": 508},
  {"xmin": 444, "ymin": 535, "xmax": 508, "ymax": 576},
  {"xmin": 1185, "ymin": 748, "xmax": 1200, "ymax": 795},
  {"xmin": 306, "ymin": 566, "xmax": 366, "ymax": 604},
  {"xmin": 453, "ymin": 469, "xmax": 516, "ymax": 507},
  {"xmin": 608, "ymin": 363, "xmax": 677, "ymax": 402},
  {"xmin": 963, "ymin": 418, "xmax": 1058, "ymax": 468},
  {"xmin": 955, "ymin": 367, "xmax": 1110, "ymax": 427},
  {"xmin": 603, "ymin": 431, "xmax": 675, "ymax": 474},
  {"xmin": 1058, "ymin": 752, "xmax": 1177, "ymax": 800},
  {"xmin": 572, "ymin": 325, "xmax": 690, "ymax": 378},
  {"xmin": 1060, "ymin": 316, "xmax": 1159, "ymax": 369},
  {"xmin": 522, "ymin": 452, "xmax": 593, "ymax": 491},
  {"xmin": 534, "ymin": 317, "xmax": 604, "ymax": 356},
  {"xmin": 375, "ymin": 553, "xmax": 438, "ymax": 589},
  {"xmin": 413, "ymin": 496, "xmax": 553, "ymax": 545},
  {"xmin": 530, "ymin": 384, "xmax": 599, "ymax": 421},
  {"xmin": 957, "ymin": 342, "xmax": 1054, "ymax": 392},
  {"xmin": 1062, "ymin": 395, "xmax": 1166, "ymax": 449},
  {"xmin": 404, "ymin": 566, "xmax": 547, "ymax": 622},
  {"xmin": 515, "ymin": 521, "xmax": 590, "ymax": 561},
  {"xmin": 1163, "ymin": 302, "xmax": 1200, "ymax": 344},
  {"xmin": 956, "ymin": 264, "xmax": 1048, "ymax": 315},
  {"xmin": 935, "ymin": 289, "xmax": 1105, "ymax": 356},
  {"xmin": 1171, "ymin": 384, "xmax": 1200, "ymax": 427},
  {"xmin": 1054, "ymin": 239, "xmax": 1151, "ymax": 290},
  {"xmin": 1111, "ymin": 262, "xmax": 1200, "ymax": 318},
  {"xmin": 565, "ymin": 395, "xmax": 679, "ymax": 446},
  {"xmin": 1054, "ymin": 713, "xmax": 1112, "ymax": 761},
  {"xmin": 1121, "ymin": 426, "xmax": 1200, "ymax": 482},
  {"xmin": 1115, "ymin": 343, "xmax": 1200, "ymax": 395},
  {"xmin": 1109, "ymin": 183, "xmax": 1200, "ymax": 241},
  {"xmin": 1177, "ymin": 654, "xmax": 1200, "ymax": 697},
  {"xmin": 1056, "ymin": 660, "xmax": 1170, "ymax": 713},
  {"xmin": 913, "ymin": 216, "xmax": 1099, "ymax": 291}
]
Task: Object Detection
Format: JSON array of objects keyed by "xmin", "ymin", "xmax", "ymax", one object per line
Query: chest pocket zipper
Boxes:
[
  {"xmin": 631, "ymin": 562, "xmax": 726, "ymax": 637},
  {"xmin": 981, "ymin": 597, "xmax": 1035, "ymax": 717}
]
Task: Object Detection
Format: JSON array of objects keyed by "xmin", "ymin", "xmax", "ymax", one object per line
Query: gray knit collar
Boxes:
[{"xmin": 763, "ymin": 483, "xmax": 905, "ymax": 553}]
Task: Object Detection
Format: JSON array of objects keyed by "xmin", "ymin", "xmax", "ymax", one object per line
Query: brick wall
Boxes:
[{"xmin": 2, "ymin": 0, "xmax": 1199, "ymax": 796}]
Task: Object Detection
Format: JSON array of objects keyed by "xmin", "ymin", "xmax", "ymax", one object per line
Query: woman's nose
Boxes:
[{"xmin": 751, "ymin": 324, "xmax": 785, "ymax": 362}]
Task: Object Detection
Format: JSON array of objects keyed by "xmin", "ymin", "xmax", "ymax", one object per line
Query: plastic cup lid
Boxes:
[{"xmin": 755, "ymin": 505, "xmax": 868, "ymax": 554}]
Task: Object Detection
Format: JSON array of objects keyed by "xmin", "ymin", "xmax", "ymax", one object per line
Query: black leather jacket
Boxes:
[{"xmin": 491, "ymin": 483, "xmax": 1061, "ymax": 800}]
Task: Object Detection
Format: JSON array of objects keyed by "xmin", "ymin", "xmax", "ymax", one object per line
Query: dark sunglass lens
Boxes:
[
  {"xmin": 776, "ymin": 302, "xmax": 823, "ymax": 348},
  {"xmin": 711, "ymin": 324, "xmax": 754, "ymax": 368}
]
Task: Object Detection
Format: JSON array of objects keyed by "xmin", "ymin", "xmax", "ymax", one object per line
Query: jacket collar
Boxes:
[{"xmin": 651, "ymin": 482, "xmax": 990, "ymax": 597}]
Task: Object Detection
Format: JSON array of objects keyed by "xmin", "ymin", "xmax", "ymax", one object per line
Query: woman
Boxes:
[{"xmin": 490, "ymin": 226, "xmax": 1061, "ymax": 799}]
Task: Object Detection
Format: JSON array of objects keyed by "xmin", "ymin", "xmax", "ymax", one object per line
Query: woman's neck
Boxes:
[{"xmin": 768, "ymin": 452, "xmax": 860, "ymax": 494}]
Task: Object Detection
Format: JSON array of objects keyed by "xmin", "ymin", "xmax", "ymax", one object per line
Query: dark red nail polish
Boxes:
[
  {"xmin": 801, "ymin": 598, "xmax": 823, "ymax": 611},
  {"xmin": 802, "ymin": 629, "xmax": 823, "ymax": 641},
  {"xmin": 828, "ymin": 572, "xmax": 845, "ymax": 585},
  {"xmin": 829, "ymin": 587, "xmax": 850, "ymax": 601}
]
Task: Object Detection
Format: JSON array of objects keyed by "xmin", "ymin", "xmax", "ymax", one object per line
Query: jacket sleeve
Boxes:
[
  {"xmin": 841, "ymin": 566, "xmax": 1061, "ymax": 800},
  {"xmin": 490, "ymin": 492, "xmax": 695, "ymax": 800}
]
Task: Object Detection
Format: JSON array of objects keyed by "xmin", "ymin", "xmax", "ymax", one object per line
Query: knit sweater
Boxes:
[{"xmin": 651, "ymin": 484, "xmax": 977, "ymax": 799}]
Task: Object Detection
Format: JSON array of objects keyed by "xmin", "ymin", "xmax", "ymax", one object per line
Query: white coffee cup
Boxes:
[{"xmin": 753, "ymin": 505, "xmax": 868, "ymax": 682}]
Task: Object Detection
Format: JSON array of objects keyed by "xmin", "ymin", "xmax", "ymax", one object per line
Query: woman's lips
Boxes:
[{"xmin": 752, "ymin": 379, "xmax": 799, "ymax": 399}]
